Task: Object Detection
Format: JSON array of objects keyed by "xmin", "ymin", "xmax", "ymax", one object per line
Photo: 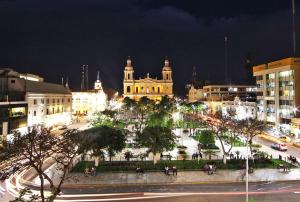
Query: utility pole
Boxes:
[
  {"xmin": 292, "ymin": 0, "xmax": 297, "ymax": 56},
  {"xmin": 224, "ymin": 36, "xmax": 229, "ymax": 84}
]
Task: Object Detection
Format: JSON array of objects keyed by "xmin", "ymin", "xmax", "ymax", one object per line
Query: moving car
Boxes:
[
  {"xmin": 279, "ymin": 136, "xmax": 291, "ymax": 143},
  {"xmin": 271, "ymin": 143, "xmax": 288, "ymax": 151}
]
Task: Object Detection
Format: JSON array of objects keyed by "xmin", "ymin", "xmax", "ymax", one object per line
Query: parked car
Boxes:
[
  {"xmin": 59, "ymin": 125, "xmax": 68, "ymax": 130},
  {"xmin": 279, "ymin": 136, "xmax": 291, "ymax": 143},
  {"xmin": 271, "ymin": 143, "xmax": 288, "ymax": 151}
]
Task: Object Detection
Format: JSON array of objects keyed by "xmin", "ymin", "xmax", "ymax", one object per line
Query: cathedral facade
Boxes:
[{"xmin": 123, "ymin": 58, "xmax": 173, "ymax": 101}]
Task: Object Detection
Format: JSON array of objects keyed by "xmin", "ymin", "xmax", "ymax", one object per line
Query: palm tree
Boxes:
[{"xmin": 203, "ymin": 149, "xmax": 218, "ymax": 161}]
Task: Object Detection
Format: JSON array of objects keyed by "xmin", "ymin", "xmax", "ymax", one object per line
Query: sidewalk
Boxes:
[{"xmin": 62, "ymin": 168, "xmax": 300, "ymax": 187}]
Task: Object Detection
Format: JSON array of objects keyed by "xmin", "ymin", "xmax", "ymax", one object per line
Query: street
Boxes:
[{"xmin": 59, "ymin": 181, "xmax": 300, "ymax": 202}]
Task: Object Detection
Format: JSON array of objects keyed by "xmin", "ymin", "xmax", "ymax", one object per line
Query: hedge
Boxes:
[{"xmin": 71, "ymin": 159, "xmax": 294, "ymax": 172}]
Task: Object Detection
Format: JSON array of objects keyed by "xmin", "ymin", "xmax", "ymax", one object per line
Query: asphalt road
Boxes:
[
  {"xmin": 59, "ymin": 181, "xmax": 300, "ymax": 202},
  {"xmin": 255, "ymin": 136, "xmax": 300, "ymax": 160}
]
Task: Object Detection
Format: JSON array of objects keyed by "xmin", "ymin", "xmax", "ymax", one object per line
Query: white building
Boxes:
[
  {"xmin": 72, "ymin": 72, "xmax": 107, "ymax": 116},
  {"xmin": 25, "ymin": 79, "xmax": 72, "ymax": 127},
  {"xmin": 222, "ymin": 96, "xmax": 257, "ymax": 120}
]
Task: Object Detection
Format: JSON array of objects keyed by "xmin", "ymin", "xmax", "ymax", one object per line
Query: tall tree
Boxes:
[
  {"xmin": 138, "ymin": 126, "xmax": 176, "ymax": 164},
  {"xmin": 86, "ymin": 125, "xmax": 126, "ymax": 165},
  {"xmin": 2, "ymin": 127, "xmax": 86, "ymax": 201}
]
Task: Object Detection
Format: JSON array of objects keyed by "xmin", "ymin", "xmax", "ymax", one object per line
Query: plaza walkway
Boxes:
[{"xmin": 62, "ymin": 168, "xmax": 300, "ymax": 187}]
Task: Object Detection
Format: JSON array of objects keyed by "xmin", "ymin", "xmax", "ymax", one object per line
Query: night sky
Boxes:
[{"xmin": 0, "ymin": 0, "xmax": 299, "ymax": 96}]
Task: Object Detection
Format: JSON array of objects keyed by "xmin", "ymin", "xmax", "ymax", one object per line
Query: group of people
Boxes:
[
  {"xmin": 84, "ymin": 167, "xmax": 97, "ymax": 177},
  {"xmin": 136, "ymin": 167, "xmax": 144, "ymax": 174},
  {"xmin": 164, "ymin": 166, "xmax": 177, "ymax": 176},
  {"xmin": 288, "ymin": 155, "xmax": 298, "ymax": 164},
  {"xmin": 191, "ymin": 152, "xmax": 202, "ymax": 160}
]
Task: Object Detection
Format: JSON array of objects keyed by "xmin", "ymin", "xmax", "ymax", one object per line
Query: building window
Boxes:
[
  {"xmin": 41, "ymin": 99, "xmax": 44, "ymax": 104},
  {"xmin": 57, "ymin": 99, "xmax": 60, "ymax": 103},
  {"xmin": 166, "ymin": 74, "xmax": 169, "ymax": 80},
  {"xmin": 128, "ymin": 73, "xmax": 130, "ymax": 80},
  {"xmin": 62, "ymin": 98, "xmax": 64, "ymax": 103},
  {"xmin": 53, "ymin": 99, "xmax": 55, "ymax": 104},
  {"xmin": 11, "ymin": 80, "xmax": 15, "ymax": 83},
  {"xmin": 46, "ymin": 99, "xmax": 49, "ymax": 104},
  {"xmin": 68, "ymin": 98, "xmax": 70, "ymax": 102},
  {"xmin": 152, "ymin": 87, "xmax": 155, "ymax": 92},
  {"xmin": 52, "ymin": 108, "xmax": 55, "ymax": 114},
  {"xmin": 136, "ymin": 87, "xmax": 138, "ymax": 93},
  {"xmin": 33, "ymin": 99, "xmax": 37, "ymax": 105},
  {"xmin": 33, "ymin": 110, "xmax": 36, "ymax": 116},
  {"xmin": 46, "ymin": 109, "xmax": 49, "ymax": 115},
  {"xmin": 158, "ymin": 87, "xmax": 160, "ymax": 93},
  {"xmin": 127, "ymin": 86, "xmax": 131, "ymax": 93}
]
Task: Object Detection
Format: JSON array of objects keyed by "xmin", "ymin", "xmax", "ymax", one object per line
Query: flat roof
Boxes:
[{"xmin": 253, "ymin": 57, "xmax": 300, "ymax": 73}]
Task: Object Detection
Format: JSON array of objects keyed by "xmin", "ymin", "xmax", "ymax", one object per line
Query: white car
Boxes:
[{"xmin": 271, "ymin": 143, "xmax": 288, "ymax": 151}]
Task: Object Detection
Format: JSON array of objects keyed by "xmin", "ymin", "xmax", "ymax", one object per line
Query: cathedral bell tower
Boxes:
[
  {"xmin": 123, "ymin": 57, "xmax": 134, "ymax": 96},
  {"xmin": 124, "ymin": 57, "xmax": 134, "ymax": 81},
  {"xmin": 162, "ymin": 58, "xmax": 172, "ymax": 81}
]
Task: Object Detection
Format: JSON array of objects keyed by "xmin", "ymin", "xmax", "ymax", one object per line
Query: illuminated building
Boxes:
[
  {"xmin": 186, "ymin": 67, "xmax": 205, "ymax": 103},
  {"xmin": 253, "ymin": 57, "xmax": 300, "ymax": 129},
  {"xmin": 203, "ymin": 85, "xmax": 256, "ymax": 102},
  {"xmin": 0, "ymin": 69, "xmax": 28, "ymax": 144},
  {"xmin": 187, "ymin": 85, "xmax": 204, "ymax": 103},
  {"xmin": 123, "ymin": 57, "xmax": 173, "ymax": 101},
  {"xmin": 221, "ymin": 96, "xmax": 256, "ymax": 120},
  {"xmin": 72, "ymin": 72, "xmax": 107, "ymax": 116},
  {"xmin": 21, "ymin": 75, "xmax": 72, "ymax": 127}
]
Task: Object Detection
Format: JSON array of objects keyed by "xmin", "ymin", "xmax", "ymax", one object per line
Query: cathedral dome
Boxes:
[
  {"xmin": 162, "ymin": 59, "xmax": 172, "ymax": 71},
  {"xmin": 125, "ymin": 57, "xmax": 134, "ymax": 71}
]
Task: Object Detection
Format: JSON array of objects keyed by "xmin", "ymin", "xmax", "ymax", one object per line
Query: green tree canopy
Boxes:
[
  {"xmin": 196, "ymin": 130, "xmax": 215, "ymax": 149},
  {"xmin": 138, "ymin": 126, "xmax": 176, "ymax": 163},
  {"xmin": 86, "ymin": 125, "xmax": 126, "ymax": 158},
  {"xmin": 146, "ymin": 111, "xmax": 173, "ymax": 128}
]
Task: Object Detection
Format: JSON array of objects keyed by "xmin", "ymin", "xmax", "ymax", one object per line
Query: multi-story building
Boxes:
[
  {"xmin": 25, "ymin": 79, "xmax": 72, "ymax": 127},
  {"xmin": 72, "ymin": 72, "xmax": 107, "ymax": 116},
  {"xmin": 187, "ymin": 85, "xmax": 204, "ymax": 103},
  {"xmin": 0, "ymin": 69, "xmax": 28, "ymax": 144},
  {"xmin": 253, "ymin": 57, "xmax": 300, "ymax": 128},
  {"xmin": 1, "ymin": 69, "xmax": 72, "ymax": 130},
  {"xmin": 123, "ymin": 58, "xmax": 173, "ymax": 101},
  {"xmin": 203, "ymin": 85, "xmax": 256, "ymax": 102}
]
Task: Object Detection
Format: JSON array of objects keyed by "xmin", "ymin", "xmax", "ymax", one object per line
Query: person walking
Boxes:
[{"xmin": 172, "ymin": 166, "xmax": 177, "ymax": 176}]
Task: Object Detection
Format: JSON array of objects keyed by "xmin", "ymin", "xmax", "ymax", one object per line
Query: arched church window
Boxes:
[
  {"xmin": 128, "ymin": 73, "xmax": 130, "ymax": 80},
  {"xmin": 127, "ymin": 86, "xmax": 131, "ymax": 93}
]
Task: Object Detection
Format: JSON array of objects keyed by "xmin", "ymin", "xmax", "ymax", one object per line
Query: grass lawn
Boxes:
[{"xmin": 71, "ymin": 159, "xmax": 294, "ymax": 172}]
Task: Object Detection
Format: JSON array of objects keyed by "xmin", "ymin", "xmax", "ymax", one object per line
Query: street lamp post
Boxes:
[{"xmin": 245, "ymin": 135, "xmax": 249, "ymax": 202}]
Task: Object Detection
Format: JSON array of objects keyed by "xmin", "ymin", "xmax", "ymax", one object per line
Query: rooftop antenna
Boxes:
[
  {"xmin": 65, "ymin": 76, "xmax": 69, "ymax": 88},
  {"xmin": 86, "ymin": 65, "xmax": 89, "ymax": 91},
  {"xmin": 224, "ymin": 35, "xmax": 229, "ymax": 84},
  {"xmin": 81, "ymin": 65, "xmax": 85, "ymax": 91},
  {"xmin": 292, "ymin": 0, "xmax": 296, "ymax": 56}
]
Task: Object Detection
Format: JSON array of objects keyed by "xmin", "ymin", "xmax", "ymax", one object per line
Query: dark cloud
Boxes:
[{"xmin": 0, "ymin": 0, "xmax": 299, "ymax": 95}]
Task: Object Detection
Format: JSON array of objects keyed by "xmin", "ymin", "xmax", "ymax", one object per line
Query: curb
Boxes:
[{"xmin": 61, "ymin": 179, "xmax": 300, "ymax": 189}]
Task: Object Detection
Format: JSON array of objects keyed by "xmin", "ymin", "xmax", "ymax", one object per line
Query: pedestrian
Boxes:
[
  {"xmin": 165, "ymin": 166, "xmax": 169, "ymax": 175},
  {"xmin": 199, "ymin": 152, "xmax": 202, "ymax": 159},
  {"xmin": 172, "ymin": 166, "xmax": 177, "ymax": 176},
  {"xmin": 84, "ymin": 167, "xmax": 89, "ymax": 177}
]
